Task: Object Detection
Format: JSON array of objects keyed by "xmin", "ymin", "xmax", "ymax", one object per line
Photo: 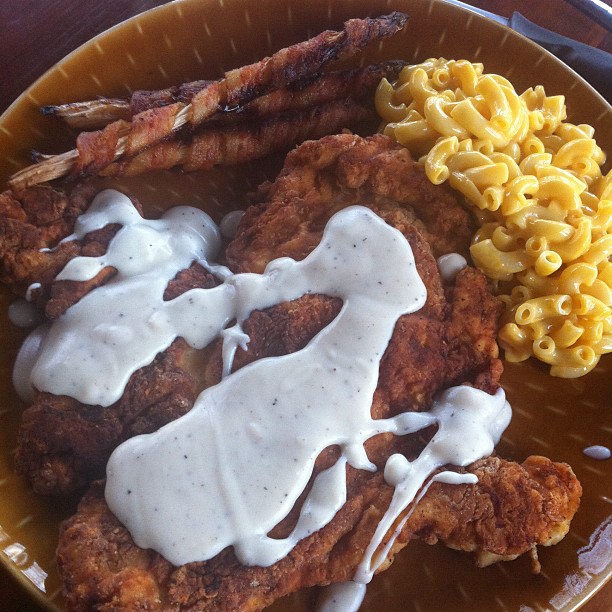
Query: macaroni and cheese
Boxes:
[{"xmin": 376, "ymin": 58, "xmax": 611, "ymax": 377}]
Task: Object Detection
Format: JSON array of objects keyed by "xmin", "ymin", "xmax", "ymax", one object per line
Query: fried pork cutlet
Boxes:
[
  {"xmin": 0, "ymin": 184, "xmax": 219, "ymax": 494},
  {"xmin": 55, "ymin": 134, "xmax": 580, "ymax": 611}
]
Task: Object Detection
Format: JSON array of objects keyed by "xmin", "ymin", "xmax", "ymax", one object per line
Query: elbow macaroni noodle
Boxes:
[{"xmin": 376, "ymin": 57, "xmax": 611, "ymax": 377}]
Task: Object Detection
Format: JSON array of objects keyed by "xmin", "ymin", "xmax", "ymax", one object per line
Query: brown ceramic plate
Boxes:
[{"xmin": 0, "ymin": 0, "xmax": 610, "ymax": 610}]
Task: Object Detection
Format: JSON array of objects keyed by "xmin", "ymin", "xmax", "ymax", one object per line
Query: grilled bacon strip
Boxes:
[
  {"xmin": 8, "ymin": 12, "xmax": 408, "ymax": 190},
  {"xmin": 43, "ymin": 81, "xmax": 214, "ymax": 130},
  {"xmin": 100, "ymin": 99, "xmax": 370, "ymax": 177},
  {"xmin": 218, "ymin": 12, "xmax": 408, "ymax": 107},
  {"xmin": 47, "ymin": 62, "xmax": 405, "ymax": 130},
  {"xmin": 129, "ymin": 80, "xmax": 215, "ymax": 116},
  {"xmin": 213, "ymin": 60, "xmax": 406, "ymax": 123}
]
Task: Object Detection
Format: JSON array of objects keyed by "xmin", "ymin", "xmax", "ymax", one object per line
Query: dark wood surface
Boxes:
[{"xmin": 0, "ymin": 1, "xmax": 610, "ymax": 610}]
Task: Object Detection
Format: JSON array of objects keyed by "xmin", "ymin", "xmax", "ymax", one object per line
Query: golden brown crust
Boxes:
[
  {"xmin": 226, "ymin": 133, "xmax": 475, "ymax": 272},
  {"xmin": 406, "ymin": 455, "xmax": 581, "ymax": 558},
  {"xmin": 0, "ymin": 182, "xmax": 101, "ymax": 299}
]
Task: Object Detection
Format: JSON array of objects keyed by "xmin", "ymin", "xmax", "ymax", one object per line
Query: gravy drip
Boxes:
[
  {"xmin": 8, "ymin": 298, "xmax": 43, "ymax": 328},
  {"xmin": 437, "ymin": 253, "xmax": 467, "ymax": 282},
  {"xmin": 313, "ymin": 386, "xmax": 510, "ymax": 612},
  {"xmin": 583, "ymin": 445, "xmax": 611, "ymax": 460}
]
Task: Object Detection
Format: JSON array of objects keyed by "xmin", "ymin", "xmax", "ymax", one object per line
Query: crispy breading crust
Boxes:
[
  {"xmin": 0, "ymin": 182, "xmax": 101, "ymax": 300},
  {"xmin": 227, "ymin": 133, "xmax": 475, "ymax": 270}
]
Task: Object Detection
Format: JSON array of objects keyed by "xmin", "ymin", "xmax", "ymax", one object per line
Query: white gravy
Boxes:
[
  {"xmin": 12, "ymin": 324, "xmax": 50, "ymax": 404},
  {"xmin": 219, "ymin": 209, "xmax": 245, "ymax": 240},
  {"xmin": 318, "ymin": 581, "xmax": 367, "ymax": 612},
  {"xmin": 19, "ymin": 189, "xmax": 513, "ymax": 610},
  {"xmin": 437, "ymin": 253, "xmax": 467, "ymax": 282},
  {"xmin": 583, "ymin": 445, "xmax": 611, "ymax": 460},
  {"xmin": 8, "ymin": 298, "xmax": 43, "ymax": 328},
  {"xmin": 27, "ymin": 190, "xmax": 233, "ymax": 406},
  {"xmin": 105, "ymin": 204, "xmax": 432, "ymax": 566}
]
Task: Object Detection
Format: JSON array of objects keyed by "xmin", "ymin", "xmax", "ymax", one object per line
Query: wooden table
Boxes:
[{"xmin": 0, "ymin": 1, "xmax": 610, "ymax": 610}]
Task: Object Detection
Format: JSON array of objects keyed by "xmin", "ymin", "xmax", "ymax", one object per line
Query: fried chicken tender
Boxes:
[
  {"xmin": 0, "ymin": 182, "xmax": 102, "ymax": 302},
  {"xmin": 57, "ymin": 454, "xmax": 580, "ymax": 612},
  {"xmin": 54, "ymin": 134, "xmax": 580, "ymax": 610},
  {"xmin": 15, "ymin": 334, "xmax": 216, "ymax": 495},
  {"xmin": 0, "ymin": 184, "xmax": 219, "ymax": 494}
]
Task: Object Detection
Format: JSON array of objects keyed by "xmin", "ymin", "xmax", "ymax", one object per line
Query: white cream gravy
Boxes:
[
  {"xmin": 583, "ymin": 445, "xmax": 611, "ymax": 460},
  {"xmin": 106, "ymin": 204, "xmax": 432, "ymax": 566},
  {"xmin": 219, "ymin": 209, "xmax": 245, "ymax": 240},
  {"xmin": 28, "ymin": 190, "xmax": 234, "ymax": 406},
  {"xmin": 12, "ymin": 324, "xmax": 50, "ymax": 404},
  {"xmin": 437, "ymin": 253, "xmax": 467, "ymax": 282},
  {"xmin": 20, "ymin": 189, "xmax": 512, "ymax": 610},
  {"xmin": 318, "ymin": 581, "xmax": 367, "ymax": 612},
  {"xmin": 8, "ymin": 298, "xmax": 43, "ymax": 328}
]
